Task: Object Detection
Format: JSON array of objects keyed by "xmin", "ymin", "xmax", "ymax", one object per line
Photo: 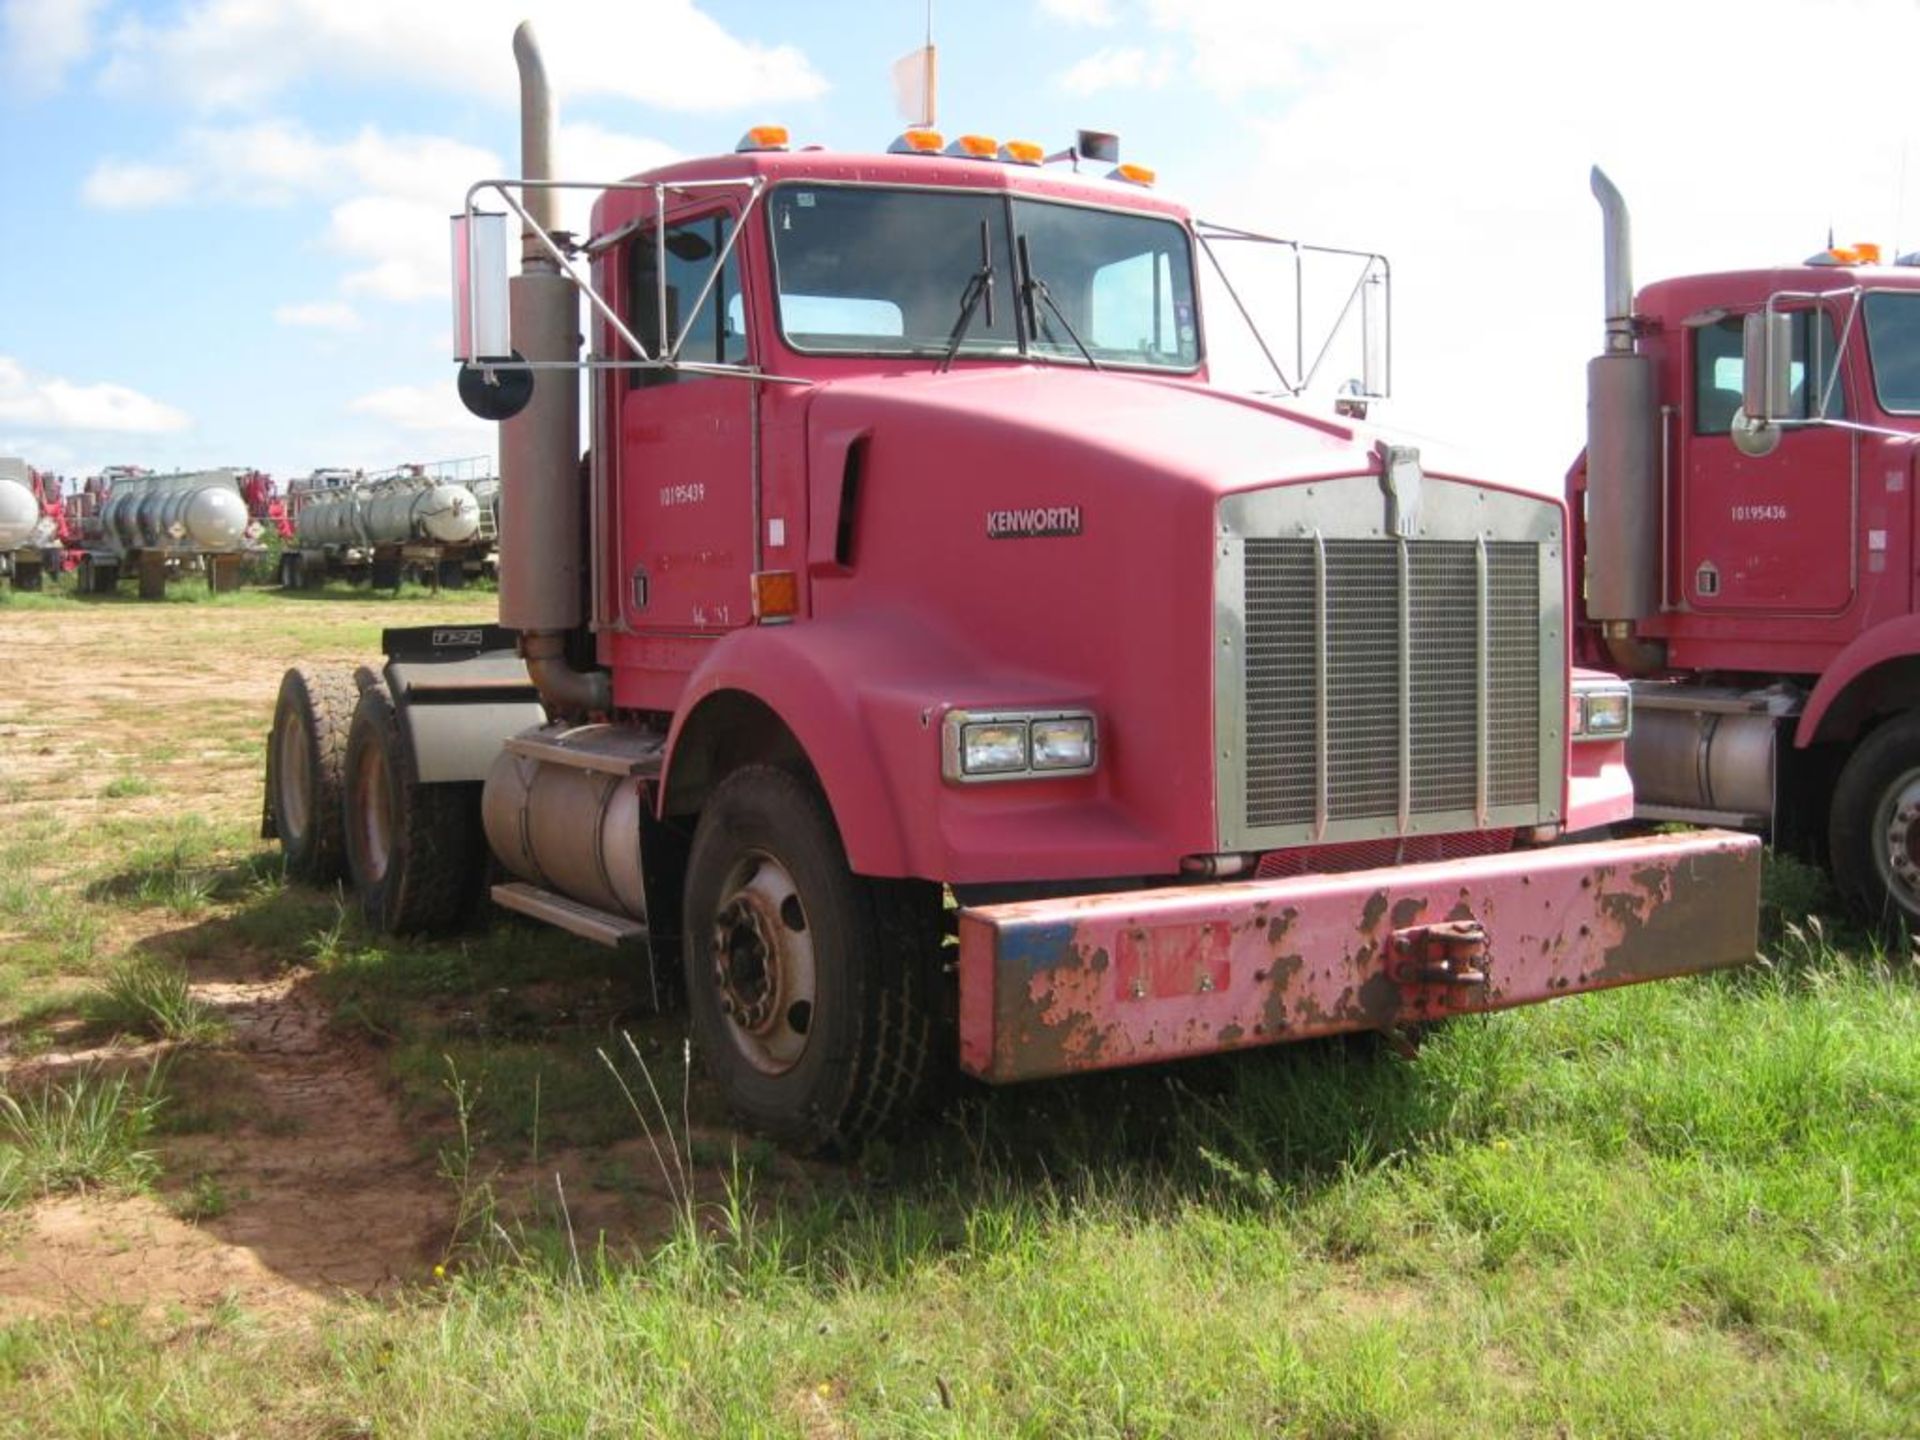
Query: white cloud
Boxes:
[
  {"xmin": 98, "ymin": 1, "xmax": 827, "ymax": 114},
  {"xmin": 86, "ymin": 122, "xmax": 502, "ymax": 212},
  {"xmin": 327, "ymin": 195, "xmax": 453, "ymax": 302},
  {"xmin": 1164, "ymin": 0, "xmax": 1920, "ymax": 488},
  {"xmin": 274, "ymin": 300, "xmax": 362, "ymax": 331},
  {"xmin": 555, "ymin": 122, "xmax": 681, "ymax": 234},
  {"xmin": 1058, "ymin": 46, "xmax": 1174, "ymax": 98},
  {"xmin": 1041, "ymin": 0, "xmax": 1118, "ymax": 24},
  {"xmin": 79, "ymin": 159, "xmax": 192, "ymax": 209},
  {"xmin": 348, "ymin": 383, "xmax": 492, "ymax": 459},
  {"xmin": 0, "ymin": 356, "xmax": 190, "ymax": 434},
  {"xmin": 2, "ymin": 0, "xmax": 104, "ymax": 95}
]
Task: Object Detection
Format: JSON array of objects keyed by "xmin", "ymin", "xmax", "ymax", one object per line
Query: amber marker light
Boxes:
[
  {"xmin": 736, "ymin": 124, "xmax": 791, "ymax": 152},
  {"xmin": 1109, "ymin": 162, "xmax": 1157, "ymax": 187},
  {"xmin": 889, "ymin": 128, "xmax": 945, "ymax": 154},
  {"xmin": 753, "ymin": 570, "xmax": 799, "ymax": 621},
  {"xmin": 1000, "ymin": 140, "xmax": 1044, "ymax": 165},
  {"xmin": 947, "ymin": 133, "xmax": 999, "ymax": 159}
]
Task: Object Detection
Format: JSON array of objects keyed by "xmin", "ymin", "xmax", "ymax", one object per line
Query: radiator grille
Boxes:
[{"xmin": 1242, "ymin": 537, "xmax": 1541, "ymax": 832}]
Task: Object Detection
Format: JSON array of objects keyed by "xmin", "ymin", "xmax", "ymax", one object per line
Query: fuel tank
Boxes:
[
  {"xmin": 294, "ymin": 474, "xmax": 482, "ymax": 548},
  {"xmin": 0, "ymin": 458, "xmax": 39, "ymax": 550},
  {"xmin": 97, "ymin": 469, "xmax": 252, "ymax": 553}
]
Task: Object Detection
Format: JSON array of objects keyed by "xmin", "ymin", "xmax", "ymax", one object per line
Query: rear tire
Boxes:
[
  {"xmin": 1829, "ymin": 710, "xmax": 1920, "ymax": 935},
  {"xmin": 343, "ymin": 682, "xmax": 483, "ymax": 935},
  {"xmin": 266, "ymin": 666, "xmax": 356, "ymax": 883},
  {"xmin": 682, "ymin": 765, "xmax": 945, "ymax": 1152}
]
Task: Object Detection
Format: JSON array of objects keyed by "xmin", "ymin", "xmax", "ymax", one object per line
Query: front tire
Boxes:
[
  {"xmin": 1829, "ymin": 710, "xmax": 1920, "ymax": 933},
  {"xmin": 682, "ymin": 765, "xmax": 944, "ymax": 1152},
  {"xmin": 343, "ymin": 682, "xmax": 482, "ymax": 935},
  {"xmin": 266, "ymin": 666, "xmax": 356, "ymax": 883}
]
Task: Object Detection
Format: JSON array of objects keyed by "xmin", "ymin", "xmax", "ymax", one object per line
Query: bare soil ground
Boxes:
[{"xmin": 0, "ymin": 596, "xmax": 497, "ymax": 1320}]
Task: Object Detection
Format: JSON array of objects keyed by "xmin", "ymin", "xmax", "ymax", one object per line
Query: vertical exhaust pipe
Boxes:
[
  {"xmin": 1584, "ymin": 166, "xmax": 1662, "ymax": 659},
  {"xmin": 502, "ymin": 21, "xmax": 608, "ymax": 714},
  {"xmin": 1592, "ymin": 167, "xmax": 1636, "ymax": 356}
]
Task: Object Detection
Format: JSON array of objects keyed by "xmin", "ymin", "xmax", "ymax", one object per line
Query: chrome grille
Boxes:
[{"xmin": 1242, "ymin": 537, "xmax": 1541, "ymax": 832}]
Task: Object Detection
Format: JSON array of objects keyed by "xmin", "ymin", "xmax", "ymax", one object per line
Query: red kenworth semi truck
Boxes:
[
  {"xmin": 1574, "ymin": 168, "xmax": 1920, "ymax": 928},
  {"xmin": 263, "ymin": 25, "xmax": 1758, "ymax": 1149}
]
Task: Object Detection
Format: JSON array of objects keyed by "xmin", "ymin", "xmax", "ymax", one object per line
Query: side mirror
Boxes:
[
  {"xmin": 1741, "ymin": 310, "xmax": 1792, "ymax": 424},
  {"xmin": 450, "ymin": 211, "xmax": 510, "ymax": 362},
  {"xmin": 1361, "ymin": 267, "xmax": 1388, "ymax": 399}
]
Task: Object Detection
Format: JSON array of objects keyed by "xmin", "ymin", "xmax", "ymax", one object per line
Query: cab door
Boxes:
[
  {"xmin": 617, "ymin": 208, "xmax": 757, "ymax": 638},
  {"xmin": 1681, "ymin": 308, "xmax": 1855, "ymax": 613}
]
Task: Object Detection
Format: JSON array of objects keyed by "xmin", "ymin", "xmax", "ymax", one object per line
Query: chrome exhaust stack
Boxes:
[
  {"xmin": 1584, "ymin": 166, "xmax": 1661, "ymax": 659},
  {"xmin": 502, "ymin": 21, "xmax": 608, "ymax": 715}
]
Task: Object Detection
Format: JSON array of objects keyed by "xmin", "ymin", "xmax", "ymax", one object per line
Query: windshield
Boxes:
[
  {"xmin": 768, "ymin": 184, "xmax": 1200, "ymax": 370},
  {"xmin": 1863, "ymin": 291, "xmax": 1920, "ymax": 413}
]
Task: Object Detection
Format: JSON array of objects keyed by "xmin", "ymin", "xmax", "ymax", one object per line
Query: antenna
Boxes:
[{"xmin": 1896, "ymin": 140, "xmax": 1909, "ymax": 261}]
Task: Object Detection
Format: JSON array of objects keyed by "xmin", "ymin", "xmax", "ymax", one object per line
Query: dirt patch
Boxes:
[
  {"xmin": 0, "ymin": 973, "xmax": 449, "ymax": 1320},
  {"xmin": 0, "ymin": 598, "xmax": 492, "ymax": 1322}
]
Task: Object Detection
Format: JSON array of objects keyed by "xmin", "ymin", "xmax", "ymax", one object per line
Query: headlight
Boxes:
[
  {"xmin": 943, "ymin": 709, "xmax": 1098, "ymax": 783},
  {"xmin": 1572, "ymin": 682, "xmax": 1632, "ymax": 740},
  {"xmin": 960, "ymin": 720, "xmax": 1028, "ymax": 775}
]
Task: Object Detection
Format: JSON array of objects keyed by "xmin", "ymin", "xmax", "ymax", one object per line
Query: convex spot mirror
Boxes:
[{"xmin": 458, "ymin": 353, "xmax": 534, "ymax": 421}]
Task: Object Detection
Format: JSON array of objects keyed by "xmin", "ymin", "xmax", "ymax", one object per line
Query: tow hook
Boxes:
[{"xmin": 1390, "ymin": 919, "xmax": 1490, "ymax": 988}]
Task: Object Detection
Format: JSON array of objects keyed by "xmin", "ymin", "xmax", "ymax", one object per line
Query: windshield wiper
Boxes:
[
  {"xmin": 939, "ymin": 220, "xmax": 997, "ymax": 372},
  {"xmin": 1017, "ymin": 233, "xmax": 1100, "ymax": 371}
]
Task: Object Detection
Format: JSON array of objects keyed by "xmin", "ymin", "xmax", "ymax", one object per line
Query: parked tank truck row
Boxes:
[
  {"xmin": 0, "ymin": 458, "xmax": 501, "ymax": 596},
  {"xmin": 260, "ymin": 24, "xmax": 1763, "ymax": 1153}
]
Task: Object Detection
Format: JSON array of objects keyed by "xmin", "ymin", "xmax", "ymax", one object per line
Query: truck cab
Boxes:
[
  {"xmin": 263, "ymin": 28, "xmax": 1760, "ymax": 1151},
  {"xmin": 1575, "ymin": 168, "xmax": 1920, "ymax": 926}
]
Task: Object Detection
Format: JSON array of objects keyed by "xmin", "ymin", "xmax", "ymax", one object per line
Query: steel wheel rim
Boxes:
[
  {"xmin": 710, "ymin": 849, "xmax": 816, "ymax": 1075},
  {"xmin": 1872, "ymin": 768, "xmax": 1920, "ymax": 917},
  {"xmin": 274, "ymin": 710, "xmax": 311, "ymax": 841},
  {"xmin": 354, "ymin": 741, "xmax": 393, "ymax": 884}
]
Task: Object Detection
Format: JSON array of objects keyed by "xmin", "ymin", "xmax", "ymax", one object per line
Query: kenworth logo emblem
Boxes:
[
  {"xmin": 1376, "ymin": 441, "xmax": 1423, "ymax": 539},
  {"xmin": 986, "ymin": 505, "xmax": 1082, "ymax": 539}
]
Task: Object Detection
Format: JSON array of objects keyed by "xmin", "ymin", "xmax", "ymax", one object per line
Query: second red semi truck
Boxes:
[
  {"xmin": 1574, "ymin": 168, "xmax": 1920, "ymax": 929},
  {"xmin": 262, "ymin": 26, "xmax": 1759, "ymax": 1149}
]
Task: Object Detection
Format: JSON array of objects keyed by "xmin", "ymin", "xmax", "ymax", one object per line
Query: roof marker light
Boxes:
[
  {"xmin": 1811, "ymin": 241, "xmax": 1884, "ymax": 267},
  {"xmin": 1000, "ymin": 140, "xmax": 1044, "ymax": 166},
  {"xmin": 946, "ymin": 133, "xmax": 999, "ymax": 160},
  {"xmin": 736, "ymin": 124, "xmax": 790, "ymax": 153},
  {"xmin": 889, "ymin": 128, "xmax": 944, "ymax": 154},
  {"xmin": 1107, "ymin": 162, "xmax": 1156, "ymax": 187}
]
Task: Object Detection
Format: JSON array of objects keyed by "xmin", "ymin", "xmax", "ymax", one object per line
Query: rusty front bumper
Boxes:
[{"xmin": 955, "ymin": 829, "xmax": 1761, "ymax": 1082}]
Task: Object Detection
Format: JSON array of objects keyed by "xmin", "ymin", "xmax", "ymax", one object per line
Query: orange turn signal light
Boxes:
[
  {"xmin": 889, "ymin": 128, "xmax": 944, "ymax": 154},
  {"xmin": 947, "ymin": 133, "xmax": 999, "ymax": 159},
  {"xmin": 753, "ymin": 570, "xmax": 799, "ymax": 621},
  {"xmin": 736, "ymin": 124, "xmax": 791, "ymax": 153}
]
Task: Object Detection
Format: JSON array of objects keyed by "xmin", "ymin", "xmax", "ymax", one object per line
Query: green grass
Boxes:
[
  {"xmin": 0, "ymin": 1065, "xmax": 166, "ymax": 1210},
  {"xmin": 3, "ymin": 899, "xmax": 1914, "ymax": 1436},
  {"xmin": 83, "ymin": 959, "xmax": 225, "ymax": 1046},
  {"xmin": 0, "ymin": 645, "xmax": 1914, "ymax": 1440}
]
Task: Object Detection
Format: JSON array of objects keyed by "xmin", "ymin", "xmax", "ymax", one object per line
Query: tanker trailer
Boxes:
[
  {"xmin": 82, "ymin": 467, "xmax": 261, "ymax": 598},
  {"xmin": 281, "ymin": 467, "xmax": 483, "ymax": 591},
  {"xmin": 0, "ymin": 458, "xmax": 69, "ymax": 592}
]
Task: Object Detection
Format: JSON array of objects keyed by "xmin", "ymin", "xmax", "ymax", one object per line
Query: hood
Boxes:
[{"xmin": 806, "ymin": 365, "xmax": 1374, "ymax": 494}]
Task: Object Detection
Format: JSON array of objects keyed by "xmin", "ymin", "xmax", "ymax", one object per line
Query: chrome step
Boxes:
[
  {"xmin": 491, "ymin": 881, "xmax": 647, "ymax": 947},
  {"xmin": 505, "ymin": 722, "xmax": 665, "ymax": 777}
]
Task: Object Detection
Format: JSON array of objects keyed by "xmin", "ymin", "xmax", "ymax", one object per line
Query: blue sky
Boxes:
[{"xmin": 6, "ymin": 0, "xmax": 1920, "ymax": 492}]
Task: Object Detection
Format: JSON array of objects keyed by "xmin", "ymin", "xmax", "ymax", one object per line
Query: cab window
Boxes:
[
  {"xmin": 628, "ymin": 212, "xmax": 746, "ymax": 388},
  {"xmin": 1693, "ymin": 310, "xmax": 1846, "ymax": 434}
]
